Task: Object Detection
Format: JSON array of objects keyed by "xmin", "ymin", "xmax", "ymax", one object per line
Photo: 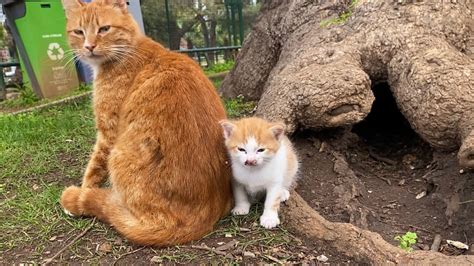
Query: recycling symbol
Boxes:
[{"xmin": 47, "ymin": 42, "xmax": 64, "ymax": 61}]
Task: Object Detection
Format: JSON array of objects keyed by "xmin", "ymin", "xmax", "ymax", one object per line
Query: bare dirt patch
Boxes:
[{"xmin": 294, "ymin": 83, "xmax": 473, "ymax": 258}]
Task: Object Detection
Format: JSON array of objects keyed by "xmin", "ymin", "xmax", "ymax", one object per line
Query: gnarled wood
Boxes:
[
  {"xmin": 220, "ymin": 1, "xmax": 474, "ymax": 168},
  {"xmin": 281, "ymin": 192, "xmax": 474, "ymax": 265}
]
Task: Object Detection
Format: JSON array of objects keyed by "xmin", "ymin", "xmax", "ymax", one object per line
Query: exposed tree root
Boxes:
[{"xmin": 281, "ymin": 193, "xmax": 474, "ymax": 265}]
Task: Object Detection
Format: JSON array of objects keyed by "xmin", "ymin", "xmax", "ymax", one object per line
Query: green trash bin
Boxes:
[{"xmin": 2, "ymin": 0, "xmax": 80, "ymax": 99}]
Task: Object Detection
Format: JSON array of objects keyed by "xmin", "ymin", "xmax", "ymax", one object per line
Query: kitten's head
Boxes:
[
  {"xmin": 62, "ymin": 0, "xmax": 141, "ymax": 66},
  {"xmin": 220, "ymin": 117, "xmax": 285, "ymax": 168}
]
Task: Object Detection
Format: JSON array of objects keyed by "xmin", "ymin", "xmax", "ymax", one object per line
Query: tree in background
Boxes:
[{"xmin": 140, "ymin": 0, "xmax": 261, "ymax": 54}]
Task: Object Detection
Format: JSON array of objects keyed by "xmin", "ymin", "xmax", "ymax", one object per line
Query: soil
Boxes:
[
  {"xmin": 295, "ymin": 83, "xmax": 474, "ymax": 256},
  {"xmin": 2, "ymin": 206, "xmax": 356, "ymax": 264}
]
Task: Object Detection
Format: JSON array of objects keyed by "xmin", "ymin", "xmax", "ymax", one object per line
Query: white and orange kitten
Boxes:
[{"xmin": 220, "ymin": 117, "xmax": 299, "ymax": 229}]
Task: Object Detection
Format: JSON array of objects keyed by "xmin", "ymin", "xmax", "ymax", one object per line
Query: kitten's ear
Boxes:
[
  {"xmin": 219, "ymin": 120, "xmax": 235, "ymax": 139},
  {"xmin": 103, "ymin": 0, "xmax": 128, "ymax": 12},
  {"xmin": 270, "ymin": 123, "xmax": 285, "ymax": 140},
  {"xmin": 62, "ymin": 0, "xmax": 85, "ymax": 11}
]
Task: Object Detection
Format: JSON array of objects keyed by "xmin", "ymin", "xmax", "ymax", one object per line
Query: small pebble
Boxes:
[
  {"xmin": 317, "ymin": 255, "xmax": 328, "ymax": 262},
  {"xmin": 459, "ymin": 169, "xmax": 464, "ymax": 174}
]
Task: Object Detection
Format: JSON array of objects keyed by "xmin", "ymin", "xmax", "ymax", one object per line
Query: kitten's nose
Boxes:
[
  {"xmin": 84, "ymin": 45, "xmax": 96, "ymax": 52},
  {"xmin": 245, "ymin": 159, "xmax": 257, "ymax": 166}
]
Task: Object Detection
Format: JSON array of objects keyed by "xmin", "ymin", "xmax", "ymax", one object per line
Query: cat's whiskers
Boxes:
[{"xmin": 62, "ymin": 49, "xmax": 82, "ymax": 77}]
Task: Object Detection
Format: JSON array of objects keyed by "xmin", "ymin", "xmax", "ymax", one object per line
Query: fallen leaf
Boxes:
[
  {"xmin": 447, "ymin": 240, "xmax": 469, "ymax": 250},
  {"xmin": 98, "ymin": 242, "xmax": 112, "ymax": 253},
  {"xmin": 416, "ymin": 191, "xmax": 427, "ymax": 199},
  {"xmin": 150, "ymin": 256, "xmax": 162, "ymax": 263},
  {"xmin": 243, "ymin": 251, "xmax": 256, "ymax": 258},
  {"xmin": 215, "ymin": 239, "xmax": 238, "ymax": 251}
]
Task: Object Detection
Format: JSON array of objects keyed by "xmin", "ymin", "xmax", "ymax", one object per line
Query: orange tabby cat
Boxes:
[{"xmin": 59, "ymin": 0, "xmax": 232, "ymax": 246}]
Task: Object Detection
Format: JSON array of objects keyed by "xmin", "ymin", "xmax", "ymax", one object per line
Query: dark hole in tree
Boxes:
[{"xmin": 352, "ymin": 82, "xmax": 432, "ymax": 162}]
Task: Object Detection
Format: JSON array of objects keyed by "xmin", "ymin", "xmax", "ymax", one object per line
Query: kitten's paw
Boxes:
[
  {"xmin": 280, "ymin": 189, "xmax": 290, "ymax": 202},
  {"xmin": 231, "ymin": 205, "xmax": 250, "ymax": 215},
  {"xmin": 260, "ymin": 213, "xmax": 280, "ymax": 229}
]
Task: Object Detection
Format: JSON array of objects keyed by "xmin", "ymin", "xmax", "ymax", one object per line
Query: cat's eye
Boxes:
[
  {"xmin": 98, "ymin": 26, "xmax": 111, "ymax": 33},
  {"xmin": 73, "ymin": 29, "xmax": 84, "ymax": 35},
  {"xmin": 237, "ymin": 147, "xmax": 246, "ymax": 153},
  {"xmin": 257, "ymin": 148, "xmax": 265, "ymax": 153}
]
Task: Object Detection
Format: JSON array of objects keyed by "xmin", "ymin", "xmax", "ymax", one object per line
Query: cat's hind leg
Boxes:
[{"xmin": 60, "ymin": 186, "xmax": 113, "ymax": 223}]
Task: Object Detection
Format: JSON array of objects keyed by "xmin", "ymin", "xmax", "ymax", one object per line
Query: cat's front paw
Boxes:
[
  {"xmin": 260, "ymin": 212, "xmax": 280, "ymax": 229},
  {"xmin": 231, "ymin": 205, "xmax": 250, "ymax": 215},
  {"xmin": 280, "ymin": 189, "xmax": 290, "ymax": 202}
]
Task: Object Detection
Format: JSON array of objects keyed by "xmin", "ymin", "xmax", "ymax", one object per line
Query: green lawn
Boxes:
[{"xmin": 0, "ymin": 99, "xmax": 96, "ymax": 251}]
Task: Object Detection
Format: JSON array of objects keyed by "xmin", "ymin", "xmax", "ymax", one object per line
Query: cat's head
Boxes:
[
  {"xmin": 62, "ymin": 0, "xmax": 141, "ymax": 66},
  {"xmin": 220, "ymin": 117, "xmax": 285, "ymax": 168}
]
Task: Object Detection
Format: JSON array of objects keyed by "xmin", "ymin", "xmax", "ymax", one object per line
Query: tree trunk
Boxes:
[
  {"xmin": 219, "ymin": 0, "xmax": 474, "ymax": 169},
  {"xmin": 197, "ymin": 14, "xmax": 217, "ymax": 67}
]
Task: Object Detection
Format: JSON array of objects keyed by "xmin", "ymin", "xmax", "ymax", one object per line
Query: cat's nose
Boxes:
[
  {"xmin": 84, "ymin": 45, "xmax": 96, "ymax": 52},
  {"xmin": 245, "ymin": 159, "xmax": 257, "ymax": 166}
]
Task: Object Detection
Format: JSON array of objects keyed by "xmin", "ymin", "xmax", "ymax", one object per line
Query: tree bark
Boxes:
[
  {"xmin": 282, "ymin": 192, "xmax": 474, "ymax": 265},
  {"xmin": 219, "ymin": 1, "xmax": 474, "ymax": 169}
]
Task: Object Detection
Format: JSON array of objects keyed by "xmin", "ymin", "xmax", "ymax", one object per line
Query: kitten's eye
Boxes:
[
  {"xmin": 257, "ymin": 148, "xmax": 265, "ymax": 153},
  {"xmin": 73, "ymin": 29, "xmax": 84, "ymax": 35},
  {"xmin": 237, "ymin": 147, "xmax": 246, "ymax": 153},
  {"xmin": 98, "ymin": 26, "xmax": 111, "ymax": 33}
]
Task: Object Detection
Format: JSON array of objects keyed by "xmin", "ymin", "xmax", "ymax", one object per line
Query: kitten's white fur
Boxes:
[{"xmin": 228, "ymin": 135, "xmax": 297, "ymax": 229}]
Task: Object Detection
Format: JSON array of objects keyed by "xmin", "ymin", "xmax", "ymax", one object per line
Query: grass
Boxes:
[
  {"xmin": 204, "ymin": 61, "xmax": 235, "ymax": 76},
  {"xmin": 0, "ymin": 99, "xmax": 95, "ymax": 251},
  {"xmin": 224, "ymin": 95, "xmax": 256, "ymax": 118},
  {"xmin": 320, "ymin": 0, "xmax": 358, "ymax": 27}
]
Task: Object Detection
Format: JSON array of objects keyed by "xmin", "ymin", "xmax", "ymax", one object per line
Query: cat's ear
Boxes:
[
  {"xmin": 219, "ymin": 120, "xmax": 235, "ymax": 139},
  {"xmin": 103, "ymin": 0, "xmax": 128, "ymax": 12},
  {"xmin": 269, "ymin": 123, "xmax": 285, "ymax": 140},
  {"xmin": 62, "ymin": 0, "xmax": 85, "ymax": 11}
]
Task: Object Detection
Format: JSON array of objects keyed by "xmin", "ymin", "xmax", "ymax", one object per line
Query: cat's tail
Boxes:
[{"xmin": 60, "ymin": 186, "xmax": 214, "ymax": 246}]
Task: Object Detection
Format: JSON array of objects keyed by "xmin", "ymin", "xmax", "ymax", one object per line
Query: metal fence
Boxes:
[{"xmin": 141, "ymin": 0, "xmax": 261, "ymax": 66}]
